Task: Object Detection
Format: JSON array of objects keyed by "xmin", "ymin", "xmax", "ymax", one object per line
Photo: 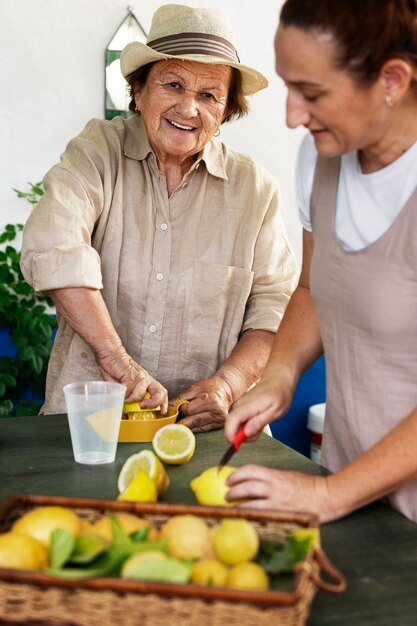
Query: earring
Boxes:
[
  {"xmin": 385, "ymin": 94, "xmax": 394, "ymax": 107},
  {"xmin": 214, "ymin": 128, "xmax": 221, "ymax": 137}
]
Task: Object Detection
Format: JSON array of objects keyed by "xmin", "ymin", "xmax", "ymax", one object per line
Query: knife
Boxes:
[{"xmin": 218, "ymin": 426, "xmax": 247, "ymax": 472}]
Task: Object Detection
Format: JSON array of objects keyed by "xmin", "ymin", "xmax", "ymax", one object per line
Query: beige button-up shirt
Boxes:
[{"xmin": 21, "ymin": 115, "xmax": 298, "ymax": 413}]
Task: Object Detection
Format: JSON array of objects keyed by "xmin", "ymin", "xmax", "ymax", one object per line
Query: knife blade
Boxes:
[{"xmin": 218, "ymin": 426, "xmax": 247, "ymax": 472}]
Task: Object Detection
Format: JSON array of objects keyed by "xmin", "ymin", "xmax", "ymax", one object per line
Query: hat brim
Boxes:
[{"xmin": 120, "ymin": 41, "xmax": 268, "ymax": 96}]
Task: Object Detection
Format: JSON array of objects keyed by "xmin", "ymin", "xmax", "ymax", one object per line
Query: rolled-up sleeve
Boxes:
[
  {"xmin": 241, "ymin": 176, "xmax": 298, "ymax": 334},
  {"xmin": 21, "ymin": 120, "xmax": 107, "ymax": 293}
]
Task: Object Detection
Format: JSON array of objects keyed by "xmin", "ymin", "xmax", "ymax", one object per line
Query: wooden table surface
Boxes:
[{"xmin": 1, "ymin": 413, "xmax": 417, "ymax": 626}]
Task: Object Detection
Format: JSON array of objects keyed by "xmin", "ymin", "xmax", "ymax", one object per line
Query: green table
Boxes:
[{"xmin": 1, "ymin": 413, "xmax": 417, "ymax": 625}]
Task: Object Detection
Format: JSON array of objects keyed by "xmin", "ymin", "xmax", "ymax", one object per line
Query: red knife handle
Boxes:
[{"xmin": 233, "ymin": 427, "xmax": 247, "ymax": 451}]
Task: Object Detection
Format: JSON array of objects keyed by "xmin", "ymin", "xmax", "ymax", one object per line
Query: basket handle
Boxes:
[{"xmin": 310, "ymin": 548, "xmax": 347, "ymax": 593}]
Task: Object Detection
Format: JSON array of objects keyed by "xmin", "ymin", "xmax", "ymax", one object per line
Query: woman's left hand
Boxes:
[
  {"xmin": 225, "ymin": 465, "xmax": 333, "ymax": 523},
  {"xmin": 173, "ymin": 375, "xmax": 233, "ymax": 432}
]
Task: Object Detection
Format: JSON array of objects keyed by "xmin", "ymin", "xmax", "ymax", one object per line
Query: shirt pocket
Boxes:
[{"xmin": 185, "ymin": 261, "xmax": 254, "ymax": 370}]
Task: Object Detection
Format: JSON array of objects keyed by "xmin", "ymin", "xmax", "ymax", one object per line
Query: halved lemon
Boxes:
[
  {"xmin": 123, "ymin": 392, "xmax": 160, "ymax": 419},
  {"xmin": 117, "ymin": 450, "xmax": 170, "ymax": 494},
  {"xmin": 152, "ymin": 424, "xmax": 196, "ymax": 465}
]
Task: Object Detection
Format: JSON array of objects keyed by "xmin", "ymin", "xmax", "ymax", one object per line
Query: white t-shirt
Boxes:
[{"xmin": 296, "ymin": 132, "xmax": 417, "ymax": 251}]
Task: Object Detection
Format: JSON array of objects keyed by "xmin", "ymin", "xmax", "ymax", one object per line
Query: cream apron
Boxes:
[{"xmin": 310, "ymin": 155, "xmax": 417, "ymax": 522}]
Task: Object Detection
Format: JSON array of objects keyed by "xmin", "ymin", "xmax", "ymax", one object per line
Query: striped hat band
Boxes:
[{"xmin": 147, "ymin": 33, "xmax": 240, "ymax": 64}]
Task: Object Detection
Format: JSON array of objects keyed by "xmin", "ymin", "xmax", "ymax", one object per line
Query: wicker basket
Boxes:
[{"xmin": 0, "ymin": 494, "xmax": 346, "ymax": 626}]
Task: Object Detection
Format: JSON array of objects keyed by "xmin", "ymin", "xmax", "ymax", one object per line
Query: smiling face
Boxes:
[
  {"xmin": 274, "ymin": 25, "xmax": 390, "ymax": 157},
  {"xmin": 134, "ymin": 60, "xmax": 231, "ymax": 170}
]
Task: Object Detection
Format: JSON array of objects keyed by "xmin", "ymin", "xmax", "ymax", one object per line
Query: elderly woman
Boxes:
[
  {"xmin": 226, "ymin": 0, "xmax": 417, "ymax": 521},
  {"xmin": 21, "ymin": 4, "xmax": 297, "ymax": 431}
]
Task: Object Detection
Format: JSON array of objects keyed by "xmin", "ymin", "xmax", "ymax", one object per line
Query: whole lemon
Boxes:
[
  {"xmin": 191, "ymin": 558, "xmax": 229, "ymax": 586},
  {"xmin": 118, "ymin": 469, "xmax": 158, "ymax": 503},
  {"xmin": 212, "ymin": 518, "xmax": 259, "ymax": 566},
  {"xmin": 226, "ymin": 561, "xmax": 269, "ymax": 590},
  {"xmin": 0, "ymin": 532, "xmax": 48, "ymax": 570},
  {"xmin": 190, "ymin": 466, "xmax": 236, "ymax": 506},
  {"xmin": 121, "ymin": 550, "xmax": 167, "ymax": 578},
  {"xmin": 160, "ymin": 515, "xmax": 212, "ymax": 560},
  {"xmin": 12, "ymin": 506, "xmax": 81, "ymax": 547}
]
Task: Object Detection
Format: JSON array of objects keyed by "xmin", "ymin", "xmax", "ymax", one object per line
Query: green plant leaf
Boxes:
[
  {"xmin": 30, "ymin": 353, "xmax": 44, "ymax": 375},
  {"xmin": 19, "ymin": 345, "xmax": 35, "ymax": 362},
  {"xmin": 0, "ymin": 374, "xmax": 16, "ymax": 387},
  {"xmin": 50, "ymin": 528, "xmax": 76, "ymax": 569},
  {"xmin": 69, "ymin": 533, "xmax": 109, "ymax": 565}
]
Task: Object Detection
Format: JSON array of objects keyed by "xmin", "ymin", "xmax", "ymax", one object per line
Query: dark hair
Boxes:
[
  {"xmin": 126, "ymin": 63, "xmax": 249, "ymax": 123},
  {"xmin": 280, "ymin": 0, "xmax": 417, "ymax": 86}
]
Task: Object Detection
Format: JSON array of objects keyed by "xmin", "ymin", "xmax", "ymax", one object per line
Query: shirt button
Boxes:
[
  {"xmin": 160, "ymin": 223, "xmax": 168, "ymax": 231},
  {"xmin": 156, "ymin": 273, "xmax": 163, "ymax": 281},
  {"xmin": 149, "ymin": 324, "xmax": 157, "ymax": 333},
  {"xmin": 182, "ymin": 182, "xmax": 187, "ymax": 188}
]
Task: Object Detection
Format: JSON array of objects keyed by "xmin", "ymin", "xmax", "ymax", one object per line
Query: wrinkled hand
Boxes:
[
  {"xmin": 173, "ymin": 376, "xmax": 234, "ymax": 433},
  {"xmin": 97, "ymin": 348, "xmax": 168, "ymax": 414},
  {"xmin": 226, "ymin": 465, "xmax": 333, "ymax": 523},
  {"xmin": 225, "ymin": 372, "xmax": 295, "ymax": 444}
]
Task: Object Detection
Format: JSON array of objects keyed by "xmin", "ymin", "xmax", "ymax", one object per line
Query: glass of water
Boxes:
[{"xmin": 63, "ymin": 380, "xmax": 126, "ymax": 465}]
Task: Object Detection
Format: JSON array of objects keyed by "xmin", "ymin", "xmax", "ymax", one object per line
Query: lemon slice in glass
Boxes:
[
  {"xmin": 117, "ymin": 450, "xmax": 170, "ymax": 494},
  {"xmin": 152, "ymin": 424, "xmax": 196, "ymax": 465}
]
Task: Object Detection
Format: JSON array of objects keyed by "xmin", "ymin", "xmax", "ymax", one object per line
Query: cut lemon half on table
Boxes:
[
  {"xmin": 152, "ymin": 424, "xmax": 196, "ymax": 465},
  {"xmin": 117, "ymin": 450, "xmax": 170, "ymax": 495}
]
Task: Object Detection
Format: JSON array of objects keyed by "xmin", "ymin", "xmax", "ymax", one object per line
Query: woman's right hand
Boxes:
[
  {"xmin": 98, "ymin": 348, "xmax": 168, "ymax": 414},
  {"xmin": 225, "ymin": 371, "xmax": 295, "ymax": 443}
]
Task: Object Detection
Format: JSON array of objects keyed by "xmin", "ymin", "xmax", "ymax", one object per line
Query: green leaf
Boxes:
[
  {"xmin": 131, "ymin": 527, "xmax": 150, "ymax": 542},
  {"xmin": 255, "ymin": 530, "xmax": 318, "ymax": 577},
  {"xmin": 30, "ymin": 353, "xmax": 44, "ymax": 375},
  {"xmin": 0, "ymin": 374, "xmax": 16, "ymax": 387},
  {"xmin": 37, "ymin": 320, "xmax": 52, "ymax": 339},
  {"xmin": 19, "ymin": 345, "xmax": 35, "ymax": 361},
  {"xmin": 69, "ymin": 533, "xmax": 109, "ymax": 565},
  {"xmin": 50, "ymin": 528, "xmax": 76, "ymax": 569}
]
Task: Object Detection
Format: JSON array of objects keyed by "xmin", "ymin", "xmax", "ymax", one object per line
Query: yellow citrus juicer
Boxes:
[{"xmin": 118, "ymin": 398, "xmax": 189, "ymax": 443}]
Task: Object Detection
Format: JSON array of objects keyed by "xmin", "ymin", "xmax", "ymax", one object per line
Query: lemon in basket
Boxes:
[
  {"xmin": 160, "ymin": 514, "xmax": 212, "ymax": 560},
  {"xmin": 191, "ymin": 558, "xmax": 229, "ymax": 586},
  {"xmin": 152, "ymin": 423, "xmax": 196, "ymax": 465},
  {"xmin": 190, "ymin": 466, "xmax": 236, "ymax": 507},
  {"xmin": 121, "ymin": 550, "xmax": 192, "ymax": 583},
  {"xmin": 12, "ymin": 506, "xmax": 81, "ymax": 547},
  {"xmin": 226, "ymin": 562, "xmax": 269, "ymax": 590},
  {"xmin": 118, "ymin": 450, "xmax": 170, "ymax": 495},
  {"xmin": 118, "ymin": 468, "xmax": 158, "ymax": 503},
  {"xmin": 212, "ymin": 518, "xmax": 259, "ymax": 566},
  {"xmin": 0, "ymin": 532, "xmax": 48, "ymax": 570}
]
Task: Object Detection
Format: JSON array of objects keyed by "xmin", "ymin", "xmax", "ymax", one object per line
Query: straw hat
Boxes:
[{"xmin": 120, "ymin": 4, "xmax": 268, "ymax": 96}]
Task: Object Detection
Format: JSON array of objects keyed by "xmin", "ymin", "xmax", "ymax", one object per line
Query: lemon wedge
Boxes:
[
  {"xmin": 117, "ymin": 450, "xmax": 170, "ymax": 494},
  {"xmin": 118, "ymin": 468, "xmax": 158, "ymax": 502},
  {"xmin": 152, "ymin": 424, "xmax": 196, "ymax": 465}
]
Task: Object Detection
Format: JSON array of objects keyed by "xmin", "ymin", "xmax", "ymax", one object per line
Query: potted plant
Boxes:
[{"xmin": 0, "ymin": 183, "xmax": 57, "ymax": 417}]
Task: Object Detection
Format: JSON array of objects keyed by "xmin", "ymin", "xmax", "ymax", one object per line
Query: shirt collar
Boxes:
[{"xmin": 123, "ymin": 115, "xmax": 228, "ymax": 180}]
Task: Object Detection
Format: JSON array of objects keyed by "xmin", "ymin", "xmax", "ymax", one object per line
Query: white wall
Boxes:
[{"xmin": 0, "ymin": 0, "xmax": 304, "ymax": 260}]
